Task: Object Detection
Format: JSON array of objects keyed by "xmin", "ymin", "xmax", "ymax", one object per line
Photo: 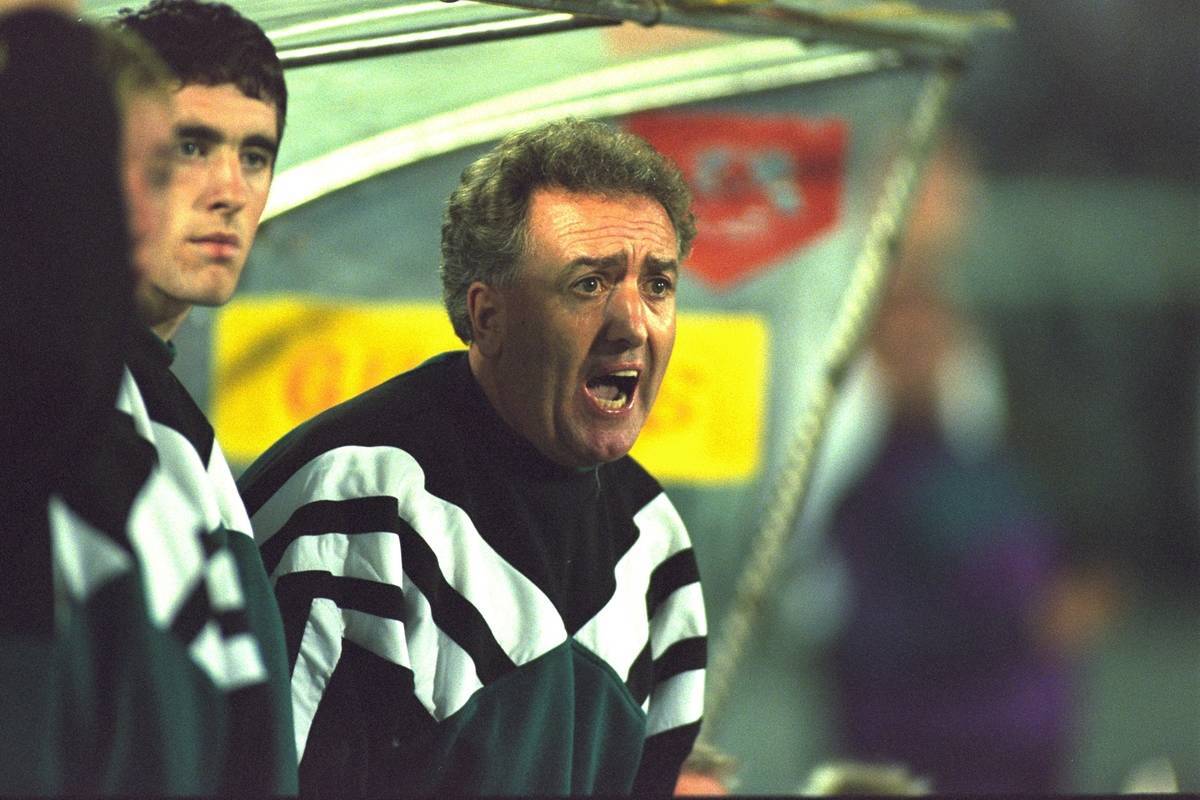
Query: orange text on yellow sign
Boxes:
[{"xmin": 212, "ymin": 297, "xmax": 768, "ymax": 483}]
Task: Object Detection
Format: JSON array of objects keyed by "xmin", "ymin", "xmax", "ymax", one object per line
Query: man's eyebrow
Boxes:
[
  {"xmin": 645, "ymin": 256, "xmax": 679, "ymax": 275},
  {"xmin": 561, "ymin": 254, "xmax": 626, "ymax": 273},
  {"xmin": 173, "ymin": 123, "xmax": 279, "ymax": 158},
  {"xmin": 244, "ymin": 134, "xmax": 280, "ymax": 158},
  {"xmin": 174, "ymin": 123, "xmax": 223, "ymax": 146},
  {"xmin": 560, "ymin": 253, "xmax": 680, "ymax": 276}
]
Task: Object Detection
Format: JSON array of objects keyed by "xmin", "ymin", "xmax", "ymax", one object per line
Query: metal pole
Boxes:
[
  {"xmin": 697, "ymin": 59, "xmax": 963, "ymax": 745},
  {"xmin": 277, "ymin": 12, "xmax": 617, "ymax": 68},
  {"xmin": 482, "ymin": 0, "xmax": 978, "ymax": 64}
]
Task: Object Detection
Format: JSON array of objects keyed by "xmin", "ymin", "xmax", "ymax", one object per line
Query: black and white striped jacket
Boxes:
[{"xmin": 240, "ymin": 351, "xmax": 707, "ymax": 797}]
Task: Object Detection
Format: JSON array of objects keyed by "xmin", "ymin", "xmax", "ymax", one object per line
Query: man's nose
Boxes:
[
  {"xmin": 205, "ymin": 149, "xmax": 248, "ymax": 213},
  {"xmin": 605, "ymin": 278, "xmax": 648, "ymax": 349}
]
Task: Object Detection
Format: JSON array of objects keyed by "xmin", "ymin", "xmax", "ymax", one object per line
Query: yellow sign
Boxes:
[{"xmin": 213, "ymin": 297, "xmax": 768, "ymax": 483}]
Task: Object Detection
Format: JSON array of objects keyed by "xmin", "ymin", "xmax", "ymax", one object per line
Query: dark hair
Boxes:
[
  {"xmin": 91, "ymin": 26, "xmax": 174, "ymax": 119},
  {"xmin": 114, "ymin": 0, "xmax": 287, "ymax": 140},
  {"xmin": 440, "ymin": 118, "xmax": 696, "ymax": 343}
]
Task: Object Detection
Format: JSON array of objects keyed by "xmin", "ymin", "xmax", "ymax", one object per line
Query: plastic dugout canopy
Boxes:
[{"xmin": 82, "ymin": 0, "xmax": 1006, "ymax": 734}]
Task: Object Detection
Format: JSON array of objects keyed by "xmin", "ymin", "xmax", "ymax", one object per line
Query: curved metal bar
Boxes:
[
  {"xmin": 483, "ymin": 0, "xmax": 989, "ymax": 64},
  {"xmin": 276, "ymin": 12, "xmax": 617, "ymax": 68},
  {"xmin": 696, "ymin": 59, "xmax": 963, "ymax": 744}
]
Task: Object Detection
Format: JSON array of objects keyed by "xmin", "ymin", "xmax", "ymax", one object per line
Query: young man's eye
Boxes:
[
  {"xmin": 178, "ymin": 140, "xmax": 202, "ymax": 158},
  {"xmin": 242, "ymin": 150, "xmax": 272, "ymax": 171}
]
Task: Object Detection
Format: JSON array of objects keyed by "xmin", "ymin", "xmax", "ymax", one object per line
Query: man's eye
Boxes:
[
  {"xmin": 646, "ymin": 277, "xmax": 673, "ymax": 296},
  {"xmin": 242, "ymin": 150, "xmax": 271, "ymax": 170},
  {"xmin": 575, "ymin": 276, "xmax": 602, "ymax": 294},
  {"xmin": 178, "ymin": 140, "xmax": 202, "ymax": 158}
]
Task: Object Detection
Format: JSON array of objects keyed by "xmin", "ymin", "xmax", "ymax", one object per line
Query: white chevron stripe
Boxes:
[
  {"xmin": 126, "ymin": 465, "xmax": 207, "ymax": 627},
  {"xmin": 650, "ymin": 582, "xmax": 707, "ymax": 660},
  {"xmin": 253, "ymin": 445, "xmax": 566, "ymax": 664},
  {"xmin": 646, "ymin": 668, "xmax": 705, "ymax": 737},
  {"xmin": 205, "ymin": 548, "xmax": 245, "ymax": 611},
  {"xmin": 49, "ymin": 494, "xmax": 133, "ymax": 601},
  {"xmin": 274, "ymin": 531, "xmax": 401, "ymax": 595},
  {"xmin": 274, "ymin": 529, "xmax": 484, "ymax": 718},
  {"xmin": 189, "ymin": 622, "xmax": 269, "ymax": 690},
  {"xmin": 292, "ymin": 597, "xmax": 344, "ymax": 761},
  {"xmin": 573, "ymin": 492, "xmax": 696, "ymax": 679},
  {"xmin": 387, "ymin": 585, "xmax": 483, "ymax": 720},
  {"xmin": 208, "ymin": 438, "xmax": 253, "ymax": 535},
  {"xmin": 116, "ymin": 367, "xmax": 268, "ymax": 692},
  {"xmin": 115, "ymin": 368, "xmax": 150, "ymax": 437},
  {"xmin": 148, "ymin": 419, "xmax": 224, "ymax": 531}
]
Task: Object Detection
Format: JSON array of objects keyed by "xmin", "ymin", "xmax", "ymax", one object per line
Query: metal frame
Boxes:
[
  {"xmin": 263, "ymin": 38, "xmax": 902, "ymax": 220},
  {"xmin": 485, "ymin": 0, "xmax": 983, "ymax": 63},
  {"xmin": 275, "ymin": 12, "xmax": 617, "ymax": 68},
  {"xmin": 266, "ymin": 0, "xmax": 1007, "ymax": 69}
]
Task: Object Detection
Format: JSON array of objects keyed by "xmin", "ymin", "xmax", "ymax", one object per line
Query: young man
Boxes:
[
  {"xmin": 240, "ymin": 119, "xmax": 708, "ymax": 796},
  {"xmin": 1, "ymin": 7, "xmax": 294, "ymax": 793},
  {"xmin": 101, "ymin": 0, "xmax": 297, "ymax": 793}
]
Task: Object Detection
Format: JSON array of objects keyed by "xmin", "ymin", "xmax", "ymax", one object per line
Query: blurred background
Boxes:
[{"xmin": 82, "ymin": 0, "xmax": 1199, "ymax": 792}]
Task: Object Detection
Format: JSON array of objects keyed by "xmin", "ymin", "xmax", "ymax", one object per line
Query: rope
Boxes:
[{"xmin": 697, "ymin": 60, "xmax": 962, "ymax": 744}]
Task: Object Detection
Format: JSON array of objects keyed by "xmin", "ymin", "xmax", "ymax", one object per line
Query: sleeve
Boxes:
[
  {"xmin": 247, "ymin": 446, "xmax": 413, "ymax": 798},
  {"xmin": 631, "ymin": 494, "xmax": 708, "ymax": 795}
]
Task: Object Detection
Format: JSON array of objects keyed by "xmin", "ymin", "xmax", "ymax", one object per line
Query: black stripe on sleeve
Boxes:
[
  {"xmin": 274, "ymin": 570, "xmax": 407, "ymax": 673},
  {"xmin": 646, "ymin": 548, "xmax": 700, "ymax": 618},
  {"xmin": 170, "ymin": 575, "xmax": 212, "ymax": 645},
  {"xmin": 626, "ymin": 641, "xmax": 653, "ymax": 706},
  {"xmin": 264, "ymin": 495, "xmax": 517, "ymax": 686},
  {"xmin": 632, "ymin": 720, "xmax": 701, "ymax": 796},
  {"xmin": 653, "ymin": 635, "xmax": 707, "ymax": 684},
  {"xmin": 395, "ymin": 526, "xmax": 516, "ymax": 684},
  {"xmin": 216, "ymin": 608, "xmax": 251, "ymax": 638},
  {"xmin": 260, "ymin": 495, "xmax": 399, "ymax": 574}
]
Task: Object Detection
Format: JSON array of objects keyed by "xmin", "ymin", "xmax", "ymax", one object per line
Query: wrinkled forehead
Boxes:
[{"xmin": 525, "ymin": 189, "xmax": 680, "ymax": 260}]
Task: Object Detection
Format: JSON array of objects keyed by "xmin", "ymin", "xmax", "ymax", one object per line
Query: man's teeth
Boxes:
[
  {"xmin": 590, "ymin": 370, "xmax": 637, "ymax": 409},
  {"xmin": 595, "ymin": 393, "xmax": 626, "ymax": 410}
]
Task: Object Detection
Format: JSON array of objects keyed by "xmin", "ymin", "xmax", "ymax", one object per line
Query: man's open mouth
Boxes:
[{"xmin": 585, "ymin": 369, "xmax": 639, "ymax": 411}]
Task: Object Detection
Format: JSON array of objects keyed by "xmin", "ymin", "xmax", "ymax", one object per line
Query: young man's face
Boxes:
[
  {"xmin": 135, "ymin": 82, "xmax": 278, "ymax": 336},
  {"xmin": 480, "ymin": 188, "xmax": 679, "ymax": 468},
  {"xmin": 121, "ymin": 93, "xmax": 174, "ymax": 278}
]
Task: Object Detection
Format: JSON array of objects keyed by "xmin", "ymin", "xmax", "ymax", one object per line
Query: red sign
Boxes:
[{"xmin": 626, "ymin": 112, "xmax": 847, "ymax": 289}]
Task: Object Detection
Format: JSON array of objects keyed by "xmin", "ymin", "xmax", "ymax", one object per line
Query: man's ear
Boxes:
[{"xmin": 466, "ymin": 281, "xmax": 504, "ymax": 358}]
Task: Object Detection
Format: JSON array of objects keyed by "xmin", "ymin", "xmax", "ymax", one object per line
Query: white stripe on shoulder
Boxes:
[
  {"xmin": 378, "ymin": 584, "xmax": 483, "ymax": 721},
  {"xmin": 188, "ymin": 622, "xmax": 268, "ymax": 691},
  {"xmin": 148, "ymin": 419, "xmax": 223, "ymax": 531},
  {"xmin": 292, "ymin": 597, "xmax": 344, "ymax": 761},
  {"xmin": 115, "ymin": 367, "xmax": 153, "ymax": 440},
  {"xmin": 204, "ymin": 548, "xmax": 245, "ymax": 612},
  {"xmin": 253, "ymin": 445, "xmax": 566, "ymax": 664},
  {"xmin": 278, "ymin": 531, "xmax": 485, "ymax": 722},
  {"xmin": 650, "ymin": 582, "xmax": 706, "ymax": 660},
  {"xmin": 49, "ymin": 494, "xmax": 133, "ymax": 601},
  {"xmin": 207, "ymin": 438, "xmax": 253, "ymax": 536},
  {"xmin": 126, "ymin": 465, "xmax": 207, "ymax": 628},
  {"xmin": 573, "ymin": 491, "xmax": 693, "ymax": 679},
  {"xmin": 276, "ymin": 531, "xmax": 409, "ymax": 665},
  {"xmin": 646, "ymin": 668, "xmax": 705, "ymax": 737}
]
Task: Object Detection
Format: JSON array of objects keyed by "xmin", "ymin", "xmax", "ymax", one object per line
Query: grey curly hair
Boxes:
[{"xmin": 440, "ymin": 118, "xmax": 696, "ymax": 343}]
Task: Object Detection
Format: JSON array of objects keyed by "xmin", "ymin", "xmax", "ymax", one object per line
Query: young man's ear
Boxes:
[{"xmin": 466, "ymin": 281, "xmax": 504, "ymax": 358}]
